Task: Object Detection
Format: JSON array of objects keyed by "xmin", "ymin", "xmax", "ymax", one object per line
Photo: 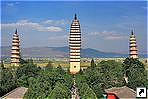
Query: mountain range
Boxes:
[{"xmin": 1, "ymin": 46, "xmax": 147, "ymax": 58}]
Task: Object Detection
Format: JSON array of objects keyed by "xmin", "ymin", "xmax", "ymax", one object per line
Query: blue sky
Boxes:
[{"xmin": 1, "ymin": 1, "xmax": 147, "ymax": 54}]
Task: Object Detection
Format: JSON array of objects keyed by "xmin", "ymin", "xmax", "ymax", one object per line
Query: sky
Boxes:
[{"xmin": 1, "ymin": 1, "xmax": 147, "ymax": 54}]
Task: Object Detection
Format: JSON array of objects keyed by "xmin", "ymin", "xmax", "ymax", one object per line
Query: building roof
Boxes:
[
  {"xmin": 105, "ymin": 86, "xmax": 136, "ymax": 99},
  {"xmin": 2, "ymin": 87, "xmax": 28, "ymax": 99}
]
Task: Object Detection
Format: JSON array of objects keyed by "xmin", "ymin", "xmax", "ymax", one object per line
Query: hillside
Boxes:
[{"xmin": 1, "ymin": 46, "xmax": 147, "ymax": 58}]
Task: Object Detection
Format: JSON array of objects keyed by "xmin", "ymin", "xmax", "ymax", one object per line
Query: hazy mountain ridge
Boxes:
[{"xmin": 1, "ymin": 46, "xmax": 147, "ymax": 58}]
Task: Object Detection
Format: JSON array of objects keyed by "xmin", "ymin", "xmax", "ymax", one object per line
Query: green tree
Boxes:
[
  {"xmin": 75, "ymin": 74, "xmax": 98, "ymax": 98},
  {"xmin": 20, "ymin": 58, "xmax": 28, "ymax": 64},
  {"xmin": 56, "ymin": 64, "xmax": 65, "ymax": 74},
  {"xmin": 24, "ymin": 77, "xmax": 52, "ymax": 98},
  {"xmin": 91, "ymin": 58, "xmax": 96, "ymax": 68},
  {"xmin": 79, "ymin": 83, "xmax": 98, "ymax": 99},
  {"xmin": 16, "ymin": 61, "xmax": 40, "ymax": 87},
  {"xmin": 91, "ymin": 83, "xmax": 104, "ymax": 98},
  {"xmin": 1, "ymin": 60, "xmax": 5, "ymax": 69},
  {"xmin": 24, "ymin": 66, "xmax": 73, "ymax": 98},
  {"xmin": 99, "ymin": 60, "xmax": 124, "ymax": 88},
  {"xmin": 45, "ymin": 61, "xmax": 53, "ymax": 70},
  {"xmin": 79, "ymin": 68, "xmax": 83, "ymax": 74},
  {"xmin": 82, "ymin": 68, "xmax": 104, "ymax": 98},
  {"xmin": 16, "ymin": 62, "xmax": 40, "ymax": 78},
  {"xmin": 26, "ymin": 59, "xmax": 34, "ymax": 64},
  {"xmin": 123, "ymin": 57, "xmax": 134, "ymax": 77},
  {"xmin": 123, "ymin": 58, "xmax": 148, "ymax": 90},
  {"xmin": 48, "ymin": 82, "xmax": 71, "ymax": 98},
  {"xmin": 0, "ymin": 68, "xmax": 17, "ymax": 96},
  {"xmin": 17, "ymin": 75, "xmax": 29, "ymax": 87}
]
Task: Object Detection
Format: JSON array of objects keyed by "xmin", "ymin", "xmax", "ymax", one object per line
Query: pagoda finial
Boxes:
[
  {"xmin": 131, "ymin": 24, "xmax": 135, "ymax": 35},
  {"xmin": 131, "ymin": 29, "xmax": 134, "ymax": 35},
  {"xmin": 74, "ymin": 14, "xmax": 77, "ymax": 20},
  {"xmin": 15, "ymin": 28, "xmax": 17, "ymax": 34}
]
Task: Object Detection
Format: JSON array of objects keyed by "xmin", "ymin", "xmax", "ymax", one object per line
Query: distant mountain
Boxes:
[
  {"xmin": 1, "ymin": 46, "xmax": 11, "ymax": 58},
  {"xmin": 1, "ymin": 46, "xmax": 147, "ymax": 58},
  {"xmin": 81, "ymin": 48, "xmax": 127, "ymax": 58}
]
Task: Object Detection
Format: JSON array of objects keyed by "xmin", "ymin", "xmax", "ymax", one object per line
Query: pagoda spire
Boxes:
[
  {"xmin": 131, "ymin": 29, "xmax": 134, "ymax": 35},
  {"xmin": 74, "ymin": 14, "xmax": 77, "ymax": 20},
  {"xmin": 131, "ymin": 24, "xmax": 135, "ymax": 35},
  {"xmin": 15, "ymin": 28, "xmax": 17, "ymax": 34}
]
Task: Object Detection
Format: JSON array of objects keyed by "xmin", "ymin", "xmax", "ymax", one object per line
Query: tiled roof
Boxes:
[
  {"xmin": 2, "ymin": 87, "xmax": 28, "ymax": 99},
  {"xmin": 105, "ymin": 86, "xmax": 136, "ymax": 99}
]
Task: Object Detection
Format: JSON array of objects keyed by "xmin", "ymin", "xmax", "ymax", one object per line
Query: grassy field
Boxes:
[
  {"xmin": 2, "ymin": 61, "xmax": 90, "ymax": 68},
  {"xmin": 35, "ymin": 61, "xmax": 90, "ymax": 68},
  {"xmin": 2, "ymin": 58, "xmax": 147, "ymax": 69}
]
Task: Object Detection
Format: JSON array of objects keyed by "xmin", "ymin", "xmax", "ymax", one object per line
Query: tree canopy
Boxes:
[
  {"xmin": 0, "ymin": 67, "xmax": 17, "ymax": 96},
  {"xmin": 1, "ymin": 58, "xmax": 147, "ymax": 98},
  {"xmin": 123, "ymin": 58, "xmax": 148, "ymax": 90}
]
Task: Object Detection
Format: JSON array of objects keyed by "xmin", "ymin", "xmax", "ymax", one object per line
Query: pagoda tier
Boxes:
[
  {"xmin": 11, "ymin": 29, "xmax": 20, "ymax": 66},
  {"xmin": 69, "ymin": 14, "xmax": 81, "ymax": 74},
  {"xmin": 129, "ymin": 30, "xmax": 138, "ymax": 59}
]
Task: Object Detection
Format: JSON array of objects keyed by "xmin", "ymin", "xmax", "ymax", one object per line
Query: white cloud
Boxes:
[
  {"xmin": 49, "ymin": 35, "xmax": 67, "ymax": 41},
  {"xmin": 89, "ymin": 30, "xmax": 128, "ymax": 40},
  {"xmin": 43, "ymin": 20, "xmax": 53, "ymax": 24},
  {"xmin": 105, "ymin": 35, "xmax": 128, "ymax": 40},
  {"xmin": 1, "ymin": 20, "xmax": 63, "ymax": 32},
  {"xmin": 48, "ymin": 35, "xmax": 68, "ymax": 45},
  {"xmin": 90, "ymin": 30, "xmax": 118, "ymax": 36},
  {"xmin": 42, "ymin": 19, "xmax": 68, "ymax": 25},
  {"xmin": 37, "ymin": 26, "xmax": 62, "ymax": 32},
  {"xmin": 7, "ymin": 2, "xmax": 20, "ymax": 7},
  {"xmin": 7, "ymin": 3, "xmax": 14, "ymax": 7}
]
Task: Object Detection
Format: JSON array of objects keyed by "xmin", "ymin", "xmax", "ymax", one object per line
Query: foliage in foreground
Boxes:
[
  {"xmin": 0, "ymin": 67, "xmax": 17, "ymax": 96},
  {"xmin": 123, "ymin": 58, "xmax": 148, "ymax": 90},
  {"xmin": 1, "ymin": 58, "xmax": 147, "ymax": 98},
  {"xmin": 23, "ymin": 61, "xmax": 73, "ymax": 98}
]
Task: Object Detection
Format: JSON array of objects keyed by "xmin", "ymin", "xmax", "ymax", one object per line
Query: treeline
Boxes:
[
  {"xmin": 0, "ymin": 61, "xmax": 17, "ymax": 97},
  {"xmin": 0, "ymin": 58, "xmax": 147, "ymax": 98},
  {"xmin": 0, "ymin": 60, "xmax": 73, "ymax": 98},
  {"xmin": 75, "ymin": 58, "xmax": 147, "ymax": 98}
]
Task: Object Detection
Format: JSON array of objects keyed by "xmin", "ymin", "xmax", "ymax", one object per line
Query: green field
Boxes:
[
  {"xmin": 3, "ymin": 61, "xmax": 90, "ymax": 68},
  {"xmin": 2, "ymin": 58, "xmax": 147, "ymax": 69}
]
